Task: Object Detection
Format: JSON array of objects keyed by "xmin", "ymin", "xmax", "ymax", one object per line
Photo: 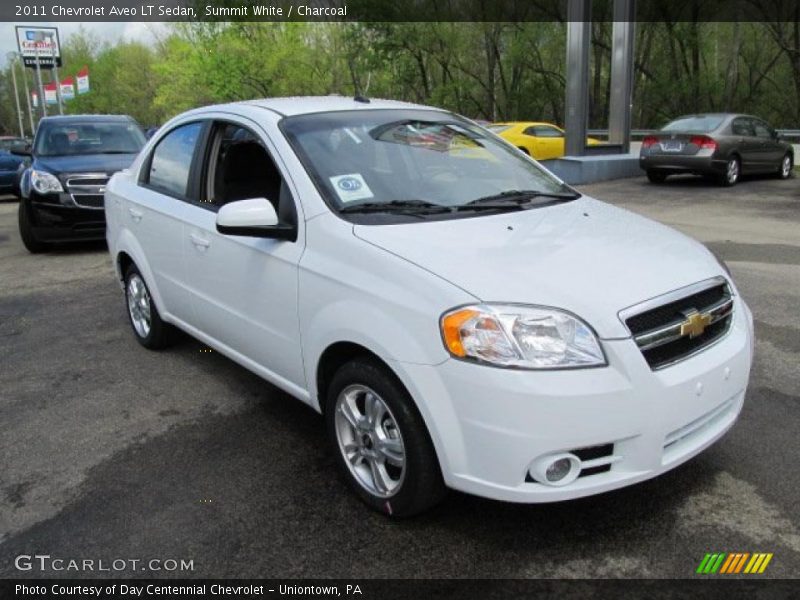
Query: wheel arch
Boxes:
[
  {"xmin": 316, "ymin": 341, "xmax": 397, "ymax": 415},
  {"xmin": 113, "ymin": 230, "xmax": 169, "ymax": 318}
]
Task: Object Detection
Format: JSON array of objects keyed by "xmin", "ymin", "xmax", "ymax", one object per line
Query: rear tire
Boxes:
[
  {"xmin": 326, "ymin": 357, "xmax": 446, "ymax": 517},
  {"xmin": 517, "ymin": 146, "xmax": 531, "ymax": 156},
  {"xmin": 720, "ymin": 156, "xmax": 740, "ymax": 186},
  {"xmin": 18, "ymin": 202, "xmax": 49, "ymax": 253},
  {"xmin": 124, "ymin": 264, "xmax": 174, "ymax": 349},
  {"xmin": 776, "ymin": 153, "xmax": 793, "ymax": 179},
  {"xmin": 646, "ymin": 170, "xmax": 667, "ymax": 183}
]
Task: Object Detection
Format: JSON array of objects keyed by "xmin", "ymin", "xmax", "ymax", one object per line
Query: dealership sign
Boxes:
[
  {"xmin": 77, "ymin": 67, "xmax": 90, "ymax": 94},
  {"xmin": 60, "ymin": 77, "xmax": 75, "ymax": 100},
  {"xmin": 15, "ymin": 26, "xmax": 62, "ymax": 68}
]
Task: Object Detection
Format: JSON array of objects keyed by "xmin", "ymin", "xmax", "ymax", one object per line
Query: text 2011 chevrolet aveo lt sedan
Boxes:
[{"xmin": 106, "ymin": 97, "xmax": 754, "ymax": 516}]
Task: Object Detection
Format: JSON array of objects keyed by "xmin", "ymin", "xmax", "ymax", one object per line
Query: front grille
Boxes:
[
  {"xmin": 624, "ymin": 280, "xmax": 733, "ymax": 370},
  {"xmin": 65, "ymin": 173, "xmax": 108, "ymax": 210},
  {"xmin": 72, "ymin": 194, "xmax": 104, "ymax": 208},
  {"xmin": 574, "ymin": 443, "xmax": 615, "ymax": 478}
]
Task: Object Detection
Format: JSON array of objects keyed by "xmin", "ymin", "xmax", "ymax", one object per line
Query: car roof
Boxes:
[
  {"xmin": 39, "ymin": 114, "xmax": 136, "ymax": 124},
  {"xmin": 492, "ymin": 121, "xmax": 559, "ymax": 128},
  {"xmin": 238, "ymin": 96, "xmax": 444, "ymax": 117}
]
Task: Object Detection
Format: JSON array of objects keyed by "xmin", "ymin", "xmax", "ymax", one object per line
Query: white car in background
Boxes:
[{"xmin": 105, "ymin": 97, "xmax": 754, "ymax": 516}]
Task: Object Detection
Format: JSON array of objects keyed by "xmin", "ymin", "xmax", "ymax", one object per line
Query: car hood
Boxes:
[
  {"xmin": 33, "ymin": 153, "xmax": 137, "ymax": 178},
  {"xmin": 0, "ymin": 151, "xmax": 24, "ymax": 170},
  {"xmin": 353, "ymin": 197, "xmax": 725, "ymax": 339}
]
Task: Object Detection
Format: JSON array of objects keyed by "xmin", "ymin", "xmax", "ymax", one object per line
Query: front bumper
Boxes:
[
  {"xmin": 26, "ymin": 191, "xmax": 106, "ymax": 242},
  {"xmin": 394, "ymin": 297, "xmax": 753, "ymax": 503}
]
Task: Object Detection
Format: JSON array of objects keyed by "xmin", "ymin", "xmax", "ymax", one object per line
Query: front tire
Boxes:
[
  {"xmin": 124, "ymin": 264, "xmax": 173, "ymax": 349},
  {"xmin": 326, "ymin": 358, "xmax": 446, "ymax": 517},
  {"xmin": 720, "ymin": 156, "xmax": 740, "ymax": 186},
  {"xmin": 18, "ymin": 202, "xmax": 49, "ymax": 253},
  {"xmin": 646, "ymin": 169, "xmax": 667, "ymax": 183}
]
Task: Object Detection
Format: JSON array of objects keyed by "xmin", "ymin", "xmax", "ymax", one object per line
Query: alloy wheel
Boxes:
[
  {"xmin": 781, "ymin": 155, "xmax": 792, "ymax": 178},
  {"xmin": 127, "ymin": 274, "xmax": 152, "ymax": 339},
  {"xmin": 727, "ymin": 158, "xmax": 739, "ymax": 184},
  {"xmin": 334, "ymin": 384, "xmax": 406, "ymax": 498}
]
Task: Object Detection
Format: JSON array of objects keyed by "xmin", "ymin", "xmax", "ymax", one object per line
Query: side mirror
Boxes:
[{"xmin": 215, "ymin": 198, "xmax": 296, "ymax": 241}]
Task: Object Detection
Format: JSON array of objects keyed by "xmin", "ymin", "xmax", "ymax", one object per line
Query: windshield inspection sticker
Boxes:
[{"xmin": 329, "ymin": 173, "xmax": 374, "ymax": 203}]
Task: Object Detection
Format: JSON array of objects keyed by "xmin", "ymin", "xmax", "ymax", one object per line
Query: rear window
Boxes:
[
  {"xmin": 487, "ymin": 124, "xmax": 511, "ymax": 133},
  {"xmin": 662, "ymin": 116, "xmax": 724, "ymax": 133}
]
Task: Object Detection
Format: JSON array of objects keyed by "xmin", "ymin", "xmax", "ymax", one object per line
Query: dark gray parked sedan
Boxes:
[{"xmin": 639, "ymin": 113, "xmax": 794, "ymax": 186}]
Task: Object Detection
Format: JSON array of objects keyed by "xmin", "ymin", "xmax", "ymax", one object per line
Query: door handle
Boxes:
[
  {"xmin": 190, "ymin": 233, "xmax": 211, "ymax": 249},
  {"xmin": 128, "ymin": 208, "xmax": 143, "ymax": 222}
]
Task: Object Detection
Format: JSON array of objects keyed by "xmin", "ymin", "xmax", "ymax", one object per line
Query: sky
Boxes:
[{"xmin": 1, "ymin": 21, "xmax": 168, "ymax": 68}]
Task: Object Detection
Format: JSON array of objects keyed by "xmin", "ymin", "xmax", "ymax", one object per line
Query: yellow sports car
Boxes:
[{"xmin": 487, "ymin": 122, "xmax": 600, "ymax": 160}]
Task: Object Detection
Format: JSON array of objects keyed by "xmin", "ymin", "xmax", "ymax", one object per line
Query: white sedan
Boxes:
[{"xmin": 105, "ymin": 96, "xmax": 754, "ymax": 516}]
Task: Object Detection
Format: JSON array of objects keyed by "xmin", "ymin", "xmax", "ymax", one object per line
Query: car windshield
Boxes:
[
  {"xmin": 662, "ymin": 116, "xmax": 724, "ymax": 133},
  {"xmin": 281, "ymin": 110, "xmax": 576, "ymax": 220},
  {"xmin": 34, "ymin": 121, "xmax": 146, "ymax": 157}
]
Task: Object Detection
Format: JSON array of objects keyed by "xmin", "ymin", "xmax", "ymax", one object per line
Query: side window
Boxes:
[
  {"xmin": 752, "ymin": 120, "xmax": 773, "ymax": 140},
  {"xmin": 536, "ymin": 125, "xmax": 564, "ymax": 138},
  {"xmin": 205, "ymin": 122, "xmax": 296, "ymax": 225},
  {"xmin": 731, "ymin": 118, "xmax": 754, "ymax": 137},
  {"xmin": 147, "ymin": 122, "xmax": 203, "ymax": 197},
  {"xmin": 524, "ymin": 125, "xmax": 563, "ymax": 138}
]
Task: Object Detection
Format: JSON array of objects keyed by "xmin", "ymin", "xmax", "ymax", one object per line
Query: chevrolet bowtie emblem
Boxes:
[{"xmin": 680, "ymin": 309, "xmax": 713, "ymax": 338}]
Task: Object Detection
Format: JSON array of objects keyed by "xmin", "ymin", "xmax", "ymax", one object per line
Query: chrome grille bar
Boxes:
[{"xmin": 634, "ymin": 296, "xmax": 734, "ymax": 352}]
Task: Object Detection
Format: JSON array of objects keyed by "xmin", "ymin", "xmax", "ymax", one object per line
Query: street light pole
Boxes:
[
  {"xmin": 17, "ymin": 53, "xmax": 36, "ymax": 135},
  {"xmin": 33, "ymin": 33, "xmax": 47, "ymax": 119},
  {"xmin": 7, "ymin": 52, "xmax": 25, "ymax": 137}
]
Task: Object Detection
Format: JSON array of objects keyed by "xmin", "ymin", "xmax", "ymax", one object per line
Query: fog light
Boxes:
[
  {"xmin": 546, "ymin": 458, "xmax": 572, "ymax": 482},
  {"xmin": 529, "ymin": 453, "xmax": 581, "ymax": 487}
]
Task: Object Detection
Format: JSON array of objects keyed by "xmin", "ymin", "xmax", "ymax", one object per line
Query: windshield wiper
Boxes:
[
  {"xmin": 460, "ymin": 189, "xmax": 581, "ymax": 210},
  {"xmin": 95, "ymin": 150, "xmax": 136, "ymax": 154},
  {"xmin": 339, "ymin": 199, "xmax": 452, "ymax": 215}
]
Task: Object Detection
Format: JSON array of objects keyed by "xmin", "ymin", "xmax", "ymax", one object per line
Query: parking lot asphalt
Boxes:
[{"xmin": 0, "ymin": 173, "xmax": 798, "ymax": 579}]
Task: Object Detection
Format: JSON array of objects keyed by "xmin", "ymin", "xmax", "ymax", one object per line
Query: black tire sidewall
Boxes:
[
  {"xmin": 18, "ymin": 202, "xmax": 48, "ymax": 253},
  {"xmin": 325, "ymin": 358, "xmax": 445, "ymax": 517}
]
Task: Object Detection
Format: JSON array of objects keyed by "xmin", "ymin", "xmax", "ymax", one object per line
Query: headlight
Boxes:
[
  {"xmin": 30, "ymin": 170, "xmax": 63, "ymax": 194},
  {"xmin": 440, "ymin": 304, "xmax": 606, "ymax": 369}
]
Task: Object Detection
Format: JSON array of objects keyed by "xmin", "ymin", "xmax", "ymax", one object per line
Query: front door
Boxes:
[{"xmin": 180, "ymin": 118, "xmax": 306, "ymax": 391}]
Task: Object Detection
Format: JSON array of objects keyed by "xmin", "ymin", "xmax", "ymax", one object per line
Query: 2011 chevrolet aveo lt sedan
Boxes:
[{"xmin": 106, "ymin": 97, "xmax": 754, "ymax": 516}]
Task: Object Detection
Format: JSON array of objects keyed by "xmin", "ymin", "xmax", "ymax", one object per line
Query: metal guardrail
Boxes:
[{"xmin": 588, "ymin": 129, "xmax": 800, "ymax": 142}]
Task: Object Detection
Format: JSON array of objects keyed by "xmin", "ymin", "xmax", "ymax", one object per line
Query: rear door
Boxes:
[
  {"xmin": 730, "ymin": 117, "xmax": 759, "ymax": 173},
  {"xmin": 752, "ymin": 119, "xmax": 784, "ymax": 171},
  {"xmin": 128, "ymin": 120, "xmax": 208, "ymax": 322}
]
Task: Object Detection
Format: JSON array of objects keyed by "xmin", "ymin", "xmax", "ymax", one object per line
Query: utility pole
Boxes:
[{"xmin": 7, "ymin": 52, "xmax": 25, "ymax": 137}]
